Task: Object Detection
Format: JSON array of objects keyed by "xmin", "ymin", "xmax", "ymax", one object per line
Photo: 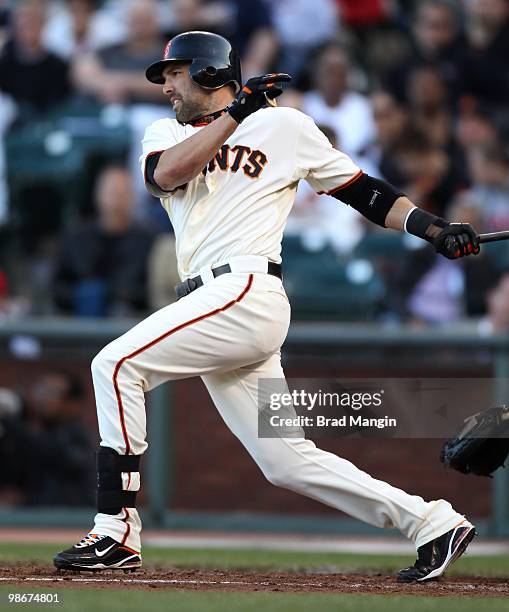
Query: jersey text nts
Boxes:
[{"xmin": 202, "ymin": 144, "xmax": 268, "ymax": 179}]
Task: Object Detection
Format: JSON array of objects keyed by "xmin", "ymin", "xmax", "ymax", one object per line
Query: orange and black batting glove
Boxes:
[
  {"xmin": 406, "ymin": 209, "xmax": 480, "ymax": 259},
  {"xmin": 227, "ymin": 73, "xmax": 291, "ymax": 124}
]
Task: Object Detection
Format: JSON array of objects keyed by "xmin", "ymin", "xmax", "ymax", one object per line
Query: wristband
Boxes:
[{"xmin": 405, "ymin": 208, "xmax": 449, "ymax": 243}]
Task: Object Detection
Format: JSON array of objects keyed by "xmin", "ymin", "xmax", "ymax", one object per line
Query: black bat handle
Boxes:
[{"xmin": 478, "ymin": 231, "xmax": 509, "ymax": 244}]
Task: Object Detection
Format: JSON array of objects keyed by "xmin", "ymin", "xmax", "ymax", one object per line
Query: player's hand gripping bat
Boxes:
[
  {"xmin": 227, "ymin": 73, "xmax": 291, "ymax": 123},
  {"xmin": 437, "ymin": 227, "xmax": 509, "ymax": 259}
]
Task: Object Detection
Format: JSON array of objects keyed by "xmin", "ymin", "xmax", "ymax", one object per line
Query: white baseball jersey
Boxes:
[{"xmin": 140, "ymin": 106, "xmax": 361, "ymax": 279}]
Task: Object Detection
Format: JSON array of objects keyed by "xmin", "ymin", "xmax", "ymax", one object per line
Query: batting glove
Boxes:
[
  {"xmin": 227, "ymin": 73, "xmax": 292, "ymax": 124},
  {"xmin": 433, "ymin": 222, "xmax": 481, "ymax": 259},
  {"xmin": 406, "ymin": 208, "xmax": 481, "ymax": 259}
]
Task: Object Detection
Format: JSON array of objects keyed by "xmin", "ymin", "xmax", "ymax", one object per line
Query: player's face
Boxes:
[{"xmin": 162, "ymin": 62, "xmax": 211, "ymax": 122}]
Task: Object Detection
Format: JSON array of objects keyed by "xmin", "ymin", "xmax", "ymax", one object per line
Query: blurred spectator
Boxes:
[
  {"xmin": 455, "ymin": 103, "xmax": 498, "ymax": 153},
  {"xmin": 479, "ymin": 273, "xmax": 509, "ymax": 334},
  {"xmin": 388, "ymin": 195, "xmax": 500, "ymax": 325},
  {"xmin": 72, "ymin": 0, "xmax": 165, "ymax": 105},
  {"xmin": 213, "ymin": 0, "xmax": 278, "ymax": 78},
  {"xmin": 302, "ymin": 43, "xmax": 376, "ymax": 157},
  {"xmin": 53, "ymin": 165, "xmax": 155, "ymax": 316},
  {"xmin": 394, "ymin": 129, "xmax": 464, "ymax": 216},
  {"xmin": 362, "ymin": 90, "xmax": 410, "ymax": 186},
  {"xmin": 335, "ymin": 1, "xmax": 408, "ymax": 77},
  {"xmin": 0, "ymin": 267, "xmax": 30, "ymax": 321},
  {"xmin": 467, "ymin": 141, "xmax": 509, "ymax": 232},
  {"xmin": 404, "ymin": 61, "xmax": 470, "ymax": 189},
  {"xmin": 285, "ymin": 124, "xmax": 365, "ymax": 253},
  {"xmin": 0, "ymin": 0, "xmax": 9, "ymax": 47},
  {"xmin": 384, "ymin": 0, "xmax": 463, "ymax": 102},
  {"xmin": 44, "ymin": 0, "xmax": 126, "ymax": 60},
  {"xmin": 164, "ymin": 0, "xmax": 214, "ymax": 33},
  {"xmin": 268, "ymin": 0, "xmax": 339, "ymax": 79},
  {"xmin": 461, "ymin": 0, "xmax": 509, "ymax": 114},
  {"xmin": 0, "ymin": 371, "xmax": 95, "ymax": 507},
  {"xmin": 336, "ymin": 0, "xmax": 390, "ymax": 30},
  {"xmin": 412, "ymin": 0, "xmax": 459, "ymax": 59},
  {"xmin": 405, "ymin": 63, "xmax": 452, "ymax": 149},
  {"xmin": 0, "ymin": 0, "xmax": 70, "ymax": 115}
]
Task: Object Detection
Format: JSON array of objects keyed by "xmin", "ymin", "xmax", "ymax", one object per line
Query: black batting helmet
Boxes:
[{"xmin": 146, "ymin": 31, "xmax": 242, "ymax": 93}]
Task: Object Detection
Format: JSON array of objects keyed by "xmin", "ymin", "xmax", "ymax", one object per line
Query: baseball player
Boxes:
[{"xmin": 55, "ymin": 31, "xmax": 478, "ymax": 582}]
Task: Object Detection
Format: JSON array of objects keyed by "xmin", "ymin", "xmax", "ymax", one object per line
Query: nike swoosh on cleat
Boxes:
[{"xmin": 95, "ymin": 543, "xmax": 116, "ymax": 557}]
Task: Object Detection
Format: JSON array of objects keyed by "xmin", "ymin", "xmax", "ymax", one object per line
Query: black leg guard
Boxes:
[{"xmin": 96, "ymin": 447, "xmax": 141, "ymax": 515}]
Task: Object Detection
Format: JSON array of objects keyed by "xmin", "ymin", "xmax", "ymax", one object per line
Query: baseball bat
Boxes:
[{"xmin": 478, "ymin": 231, "xmax": 509, "ymax": 244}]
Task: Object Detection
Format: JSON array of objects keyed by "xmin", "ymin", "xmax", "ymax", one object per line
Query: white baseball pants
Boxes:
[{"xmin": 91, "ymin": 256, "xmax": 467, "ymax": 552}]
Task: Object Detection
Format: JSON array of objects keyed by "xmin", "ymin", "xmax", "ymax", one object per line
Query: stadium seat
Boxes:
[
  {"xmin": 6, "ymin": 127, "xmax": 86, "ymax": 231},
  {"xmin": 352, "ymin": 230, "xmax": 409, "ymax": 260},
  {"xmin": 5, "ymin": 101, "xmax": 131, "ymax": 229},
  {"xmin": 282, "ymin": 235, "xmax": 386, "ymax": 320}
]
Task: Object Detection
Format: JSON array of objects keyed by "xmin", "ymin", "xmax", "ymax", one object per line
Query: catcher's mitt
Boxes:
[{"xmin": 440, "ymin": 404, "xmax": 509, "ymax": 477}]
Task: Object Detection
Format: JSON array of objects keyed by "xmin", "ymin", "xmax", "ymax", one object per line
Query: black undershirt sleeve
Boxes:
[
  {"xmin": 330, "ymin": 173, "xmax": 405, "ymax": 227},
  {"xmin": 144, "ymin": 152, "xmax": 189, "ymax": 198},
  {"xmin": 144, "ymin": 151, "xmax": 171, "ymax": 198}
]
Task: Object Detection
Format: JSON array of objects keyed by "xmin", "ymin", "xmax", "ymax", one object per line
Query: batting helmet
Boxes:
[{"xmin": 146, "ymin": 31, "xmax": 242, "ymax": 93}]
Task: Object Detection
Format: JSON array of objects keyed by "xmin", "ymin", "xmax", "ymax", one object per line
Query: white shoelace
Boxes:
[{"xmin": 74, "ymin": 533, "xmax": 108, "ymax": 548}]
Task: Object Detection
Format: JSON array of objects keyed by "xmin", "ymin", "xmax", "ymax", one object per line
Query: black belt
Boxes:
[{"xmin": 175, "ymin": 262, "xmax": 282, "ymax": 300}]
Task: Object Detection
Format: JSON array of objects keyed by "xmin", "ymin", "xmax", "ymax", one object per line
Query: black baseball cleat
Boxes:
[
  {"xmin": 54, "ymin": 533, "xmax": 141, "ymax": 572},
  {"xmin": 397, "ymin": 521, "xmax": 476, "ymax": 582}
]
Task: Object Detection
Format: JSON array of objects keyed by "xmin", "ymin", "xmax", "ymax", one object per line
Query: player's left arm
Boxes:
[
  {"xmin": 334, "ymin": 174, "xmax": 480, "ymax": 260},
  {"xmin": 385, "ymin": 196, "xmax": 479, "ymax": 259}
]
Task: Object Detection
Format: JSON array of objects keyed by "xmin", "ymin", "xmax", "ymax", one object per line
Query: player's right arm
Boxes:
[
  {"xmin": 144, "ymin": 73, "xmax": 290, "ymax": 195},
  {"xmin": 152, "ymin": 113, "xmax": 238, "ymax": 192}
]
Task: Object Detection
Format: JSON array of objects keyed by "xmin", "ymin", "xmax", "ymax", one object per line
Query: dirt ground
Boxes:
[{"xmin": 0, "ymin": 565, "xmax": 508, "ymax": 597}]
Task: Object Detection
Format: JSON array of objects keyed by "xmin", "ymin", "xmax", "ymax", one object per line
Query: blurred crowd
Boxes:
[
  {"xmin": 0, "ymin": 371, "xmax": 95, "ymax": 506},
  {"xmin": 0, "ymin": 0, "xmax": 508, "ymax": 326}
]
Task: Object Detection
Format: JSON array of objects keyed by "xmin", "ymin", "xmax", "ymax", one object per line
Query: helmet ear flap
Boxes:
[
  {"xmin": 189, "ymin": 58, "xmax": 239, "ymax": 92},
  {"xmin": 230, "ymin": 48, "xmax": 242, "ymax": 93}
]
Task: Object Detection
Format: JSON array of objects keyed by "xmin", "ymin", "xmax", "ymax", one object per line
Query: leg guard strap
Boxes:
[
  {"xmin": 96, "ymin": 447, "xmax": 141, "ymax": 514},
  {"xmin": 98, "ymin": 490, "xmax": 137, "ymax": 510}
]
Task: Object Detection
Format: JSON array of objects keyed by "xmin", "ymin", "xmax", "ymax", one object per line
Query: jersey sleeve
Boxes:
[
  {"xmin": 295, "ymin": 113, "xmax": 363, "ymax": 195},
  {"xmin": 139, "ymin": 119, "xmax": 181, "ymax": 198}
]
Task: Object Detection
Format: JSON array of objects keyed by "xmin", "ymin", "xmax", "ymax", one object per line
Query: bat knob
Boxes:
[{"xmin": 264, "ymin": 92, "xmax": 277, "ymax": 108}]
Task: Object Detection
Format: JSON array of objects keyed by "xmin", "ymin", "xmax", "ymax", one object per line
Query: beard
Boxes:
[{"xmin": 174, "ymin": 98, "xmax": 209, "ymax": 124}]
